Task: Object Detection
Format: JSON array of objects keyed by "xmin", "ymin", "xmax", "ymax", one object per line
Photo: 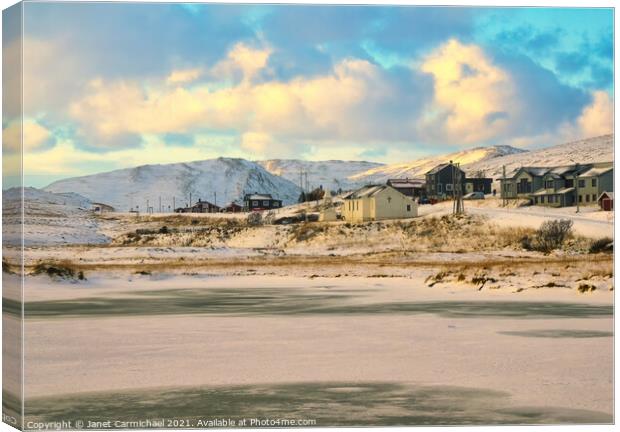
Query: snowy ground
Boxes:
[
  {"xmin": 419, "ymin": 197, "xmax": 613, "ymax": 238},
  {"xmin": 17, "ymin": 274, "xmax": 612, "ymax": 425}
]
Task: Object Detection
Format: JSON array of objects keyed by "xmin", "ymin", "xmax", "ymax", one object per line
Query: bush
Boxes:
[
  {"xmin": 158, "ymin": 226, "xmax": 169, "ymax": 234},
  {"xmin": 521, "ymin": 219, "xmax": 573, "ymax": 253},
  {"xmin": 32, "ymin": 261, "xmax": 85, "ymax": 280},
  {"xmin": 247, "ymin": 211, "xmax": 263, "ymax": 226},
  {"xmin": 589, "ymin": 237, "xmax": 613, "ymax": 254}
]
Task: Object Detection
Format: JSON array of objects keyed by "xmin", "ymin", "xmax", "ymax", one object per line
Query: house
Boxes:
[
  {"xmin": 501, "ymin": 162, "xmax": 613, "ymax": 207},
  {"xmin": 91, "ymin": 202, "xmax": 115, "ymax": 213},
  {"xmin": 499, "ymin": 167, "xmax": 549, "ymax": 199},
  {"xmin": 464, "ymin": 178, "xmax": 493, "ymax": 195},
  {"xmin": 223, "ymin": 202, "xmax": 243, "ymax": 213},
  {"xmin": 528, "ymin": 165, "xmax": 583, "ymax": 207},
  {"xmin": 341, "ymin": 185, "xmax": 417, "ymax": 223},
  {"xmin": 175, "ymin": 199, "xmax": 220, "ymax": 213},
  {"xmin": 576, "ymin": 164, "xmax": 613, "ymax": 206},
  {"xmin": 425, "ymin": 162, "xmax": 466, "ymax": 198},
  {"xmin": 243, "ymin": 193, "xmax": 282, "ymax": 211},
  {"xmin": 598, "ymin": 191, "xmax": 614, "ymax": 211},
  {"xmin": 386, "ymin": 178, "xmax": 426, "ymax": 198}
]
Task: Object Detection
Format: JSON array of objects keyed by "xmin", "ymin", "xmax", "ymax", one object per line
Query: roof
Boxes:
[
  {"xmin": 598, "ymin": 191, "xmax": 614, "ymax": 200},
  {"xmin": 531, "ymin": 187, "xmax": 575, "ymax": 196},
  {"xmin": 387, "ymin": 178, "xmax": 425, "ymax": 187},
  {"xmin": 579, "ymin": 166, "xmax": 613, "ymax": 177},
  {"xmin": 244, "ymin": 193, "xmax": 275, "ymax": 200},
  {"xmin": 344, "ymin": 184, "xmax": 399, "ymax": 199},
  {"xmin": 425, "ymin": 163, "xmax": 465, "ymax": 175}
]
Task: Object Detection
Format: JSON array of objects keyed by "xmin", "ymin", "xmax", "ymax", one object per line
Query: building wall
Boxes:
[
  {"xmin": 341, "ymin": 197, "xmax": 371, "ymax": 223},
  {"xmin": 372, "ymin": 188, "xmax": 417, "ymax": 221},
  {"xmin": 342, "ymin": 189, "xmax": 417, "ymax": 222},
  {"xmin": 577, "ymin": 170, "xmax": 613, "ymax": 205}
]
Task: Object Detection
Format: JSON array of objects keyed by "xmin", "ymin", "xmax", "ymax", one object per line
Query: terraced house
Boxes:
[{"xmin": 500, "ymin": 163, "xmax": 613, "ymax": 207}]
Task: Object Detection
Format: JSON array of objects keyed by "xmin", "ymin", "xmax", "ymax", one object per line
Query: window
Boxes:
[
  {"xmin": 578, "ymin": 179, "xmax": 585, "ymax": 188},
  {"xmin": 534, "ymin": 197, "xmax": 538, "ymax": 204},
  {"xmin": 565, "ymin": 179, "xmax": 574, "ymax": 187},
  {"xmin": 263, "ymin": 200, "xmax": 269, "ymax": 206},
  {"xmin": 252, "ymin": 200, "xmax": 258, "ymax": 206},
  {"xmin": 586, "ymin": 194, "xmax": 590, "ymax": 202},
  {"xmin": 579, "ymin": 195, "xmax": 583, "ymax": 203},
  {"xmin": 406, "ymin": 204, "xmax": 411, "ymax": 212},
  {"xmin": 592, "ymin": 194, "xmax": 597, "ymax": 202},
  {"xmin": 446, "ymin": 184, "xmax": 453, "ymax": 191},
  {"xmin": 592, "ymin": 179, "xmax": 597, "ymax": 187},
  {"xmin": 549, "ymin": 195, "xmax": 554, "ymax": 203},
  {"xmin": 545, "ymin": 180, "xmax": 554, "ymax": 189},
  {"xmin": 438, "ymin": 184, "xmax": 443, "ymax": 193}
]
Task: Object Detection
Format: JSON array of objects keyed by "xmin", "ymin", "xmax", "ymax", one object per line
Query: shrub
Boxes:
[
  {"xmin": 158, "ymin": 226, "xmax": 169, "ymax": 234},
  {"xmin": 521, "ymin": 219, "xmax": 573, "ymax": 253},
  {"xmin": 32, "ymin": 261, "xmax": 85, "ymax": 280},
  {"xmin": 589, "ymin": 237, "xmax": 613, "ymax": 254},
  {"xmin": 247, "ymin": 212, "xmax": 263, "ymax": 226}
]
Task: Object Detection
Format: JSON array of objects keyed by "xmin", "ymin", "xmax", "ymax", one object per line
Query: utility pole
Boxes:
[
  {"xmin": 452, "ymin": 162, "xmax": 464, "ymax": 215},
  {"xmin": 189, "ymin": 192, "xmax": 192, "ymax": 207},
  {"xmin": 575, "ymin": 162, "xmax": 580, "ymax": 213},
  {"xmin": 159, "ymin": 196, "xmax": 162, "ymax": 213},
  {"xmin": 502, "ymin": 165, "xmax": 506, "ymax": 207},
  {"xmin": 173, "ymin": 196, "xmax": 175, "ymax": 212},
  {"xmin": 214, "ymin": 191, "xmax": 217, "ymax": 207}
]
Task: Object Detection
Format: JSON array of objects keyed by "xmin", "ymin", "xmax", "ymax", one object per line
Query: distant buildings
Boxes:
[
  {"xmin": 175, "ymin": 199, "xmax": 220, "ymax": 213},
  {"xmin": 500, "ymin": 162, "xmax": 613, "ymax": 207},
  {"xmin": 341, "ymin": 185, "xmax": 417, "ymax": 223},
  {"xmin": 91, "ymin": 202, "xmax": 115, "ymax": 213},
  {"xmin": 243, "ymin": 193, "xmax": 282, "ymax": 211},
  {"xmin": 223, "ymin": 202, "xmax": 243, "ymax": 213},
  {"xmin": 386, "ymin": 178, "xmax": 425, "ymax": 198},
  {"xmin": 424, "ymin": 161, "xmax": 493, "ymax": 199}
]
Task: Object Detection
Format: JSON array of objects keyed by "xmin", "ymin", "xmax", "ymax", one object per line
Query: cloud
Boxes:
[
  {"xmin": 3, "ymin": 119, "xmax": 54, "ymax": 153},
  {"xmin": 578, "ymin": 90, "xmax": 613, "ymax": 137},
  {"xmin": 166, "ymin": 68, "xmax": 203, "ymax": 85},
  {"xmin": 212, "ymin": 42, "xmax": 272, "ymax": 82},
  {"xmin": 419, "ymin": 39, "xmax": 516, "ymax": 144},
  {"xmin": 67, "ymin": 45, "xmax": 431, "ymax": 153}
]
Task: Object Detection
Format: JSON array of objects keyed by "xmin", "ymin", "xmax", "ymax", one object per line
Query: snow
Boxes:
[
  {"xmin": 2, "ymin": 187, "xmax": 109, "ymax": 246},
  {"xmin": 44, "ymin": 157, "xmax": 302, "ymax": 212},
  {"xmin": 350, "ymin": 134, "xmax": 613, "ymax": 184},
  {"xmin": 257, "ymin": 159, "xmax": 383, "ymax": 191},
  {"xmin": 349, "ymin": 144, "xmax": 526, "ymax": 184}
]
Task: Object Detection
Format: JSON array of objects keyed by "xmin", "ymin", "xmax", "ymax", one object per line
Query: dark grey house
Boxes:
[
  {"xmin": 243, "ymin": 193, "xmax": 282, "ymax": 211},
  {"xmin": 425, "ymin": 162, "xmax": 466, "ymax": 198}
]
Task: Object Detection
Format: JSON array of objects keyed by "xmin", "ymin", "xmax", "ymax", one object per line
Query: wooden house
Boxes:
[
  {"xmin": 341, "ymin": 185, "xmax": 417, "ymax": 222},
  {"xmin": 243, "ymin": 193, "xmax": 282, "ymax": 211},
  {"xmin": 425, "ymin": 162, "xmax": 466, "ymax": 198},
  {"xmin": 386, "ymin": 178, "xmax": 426, "ymax": 198},
  {"xmin": 598, "ymin": 191, "xmax": 614, "ymax": 211}
]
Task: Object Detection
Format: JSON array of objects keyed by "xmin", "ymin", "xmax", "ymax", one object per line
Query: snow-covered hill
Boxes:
[
  {"xmin": 349, "ymin": 145, "xmax": 525, "ymax": 184},
  {"xmin": 45, "ymin": 158, "xmax": 302, "ymax": 211},
  {"xmin": 257, "ymin": 159, "xmax": 384, "ymax": 192},
  {"xmin": 349, "ymin": 135, "xmax": 613, "ymax": 183},
  {"xmin": 3, "ymin": 187, "xmax": 108, "ymax": 246},
  {"xmin": 464, "ymin": 134, "xmax": 614, "ymax": 178}
]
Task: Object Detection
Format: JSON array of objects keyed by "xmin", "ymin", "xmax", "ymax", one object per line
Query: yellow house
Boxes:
[{"xmin": 341, "ymin": 185, "xmax": 417, "ymax": 223}]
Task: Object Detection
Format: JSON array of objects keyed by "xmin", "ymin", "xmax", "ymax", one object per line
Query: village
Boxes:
[{"xmin": 91, "ymin": 160, "xmax": 614, "ymax": 225}]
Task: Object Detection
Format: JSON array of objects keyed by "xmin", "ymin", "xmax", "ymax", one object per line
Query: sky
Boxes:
[{"xmin": 1, "ymin": 3, "xmax": 614, "ymax": 187}]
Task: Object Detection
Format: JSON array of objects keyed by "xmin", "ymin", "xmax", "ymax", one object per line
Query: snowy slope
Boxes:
[
  {"xmin": 349, "ymin": 145, "xmax": 525, "ymax": 184},
  {"xmin": 44, "ymin": 158, "xmax": 302, "ymax": 211},
  {"xmin": 349, "ymin": 135, "xmax": 613, "ymax": 183},
  {"xmin": 3, "ymin": 187, "xmax": 108, "ymax": 246},
  {"xmin": 257, "ymin": 159, "xmax": 384, "ymax": 191},
  {"xmin": 464, "ymin": 134, "xmax": 614, "ymax": 178}
]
